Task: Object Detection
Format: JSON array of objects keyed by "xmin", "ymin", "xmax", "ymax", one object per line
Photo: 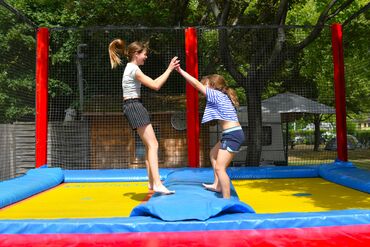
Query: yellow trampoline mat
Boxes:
[
  {"xmin": 1, "ymin": 178, "xmax": 369, "ymax": 220},
  {"xmin": 234, "ymin": 178, "xmax": 370, "ymax": 214},
  {"xmin": 0, "ymin": 182, "xmax": 151, "ymax": 219}
]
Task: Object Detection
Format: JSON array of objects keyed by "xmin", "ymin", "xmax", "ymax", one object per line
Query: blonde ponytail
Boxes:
[{"xmin": 108, "ymin": 39, "xmax": 126, "ymax": 69}]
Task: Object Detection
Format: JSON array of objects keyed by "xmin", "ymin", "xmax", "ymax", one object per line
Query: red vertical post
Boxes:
[
  {"xmin": 35, "ymin": 27, "xmax": 49, "ymax": 168},
  {"xmin": 185, "ymin": 27, "xmax": 200, "ymax": 167},
  {"xmin": 331, "ymin": 23, "xmax": 348, "ymax": 162}
]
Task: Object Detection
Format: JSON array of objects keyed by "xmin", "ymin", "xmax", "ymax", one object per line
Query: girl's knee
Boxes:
[
  {"xmin": 214, "ymin": 166, "xmax": 226, "ymax": 174},
  {"xmin": 146, "ymin": 140, "xmax": 159, "ymax": 150}
]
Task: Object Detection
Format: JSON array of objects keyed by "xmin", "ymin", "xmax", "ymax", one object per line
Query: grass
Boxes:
[{"xmin": 289, "ymin": 145, "xmax": 370, "ymax": 170}]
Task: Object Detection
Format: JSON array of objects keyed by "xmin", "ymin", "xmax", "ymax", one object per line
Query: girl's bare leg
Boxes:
[
  {"xmin": 145, "ymin": 157, "xmax": 153, "ymax": 190},
  {"xmin": 137, "ymin": 124, "xmax": 174, "ymax": 194},
  {"xmin": 214, "ymin": 149, "xmax": 235, "ymax": 199},
  {"xmin": 203, "ymin": 142, "xmax": 221, "ymax": 192}
]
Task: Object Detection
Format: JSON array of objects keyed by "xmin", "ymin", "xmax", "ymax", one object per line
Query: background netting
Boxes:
[
  {"xmin": 46, "ymin": 26, "xmax": 338, "ymax": 170},
  {"xmin": 1, "ymin": 17, "xmax": 367, "ymax": 180},
  {"xmin": 343, "ymin": 19, "xmax": 370, "ymax": 169},
  {"xmin": 0, "ymin": 5, "xmax": 36, "ymax": 181},
  {"xmin": 48, "ymin": 27, "xmax": 187, "ymax": 169}
]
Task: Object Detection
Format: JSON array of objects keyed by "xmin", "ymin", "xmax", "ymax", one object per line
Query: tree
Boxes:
[
  {"xmin": 199, "ymin": 0, "xmax": 369, "ymax": 165},
  {"xmin": 0, "ymin": 0, "xmax": 75, "ymax": 122},
  {"xmin": 0, "ymin": 3, "xmax": 36, "ymax": 123},
  {"xmin": 1, "ymin": 0, "xmax": 368, "ymax": 163}
]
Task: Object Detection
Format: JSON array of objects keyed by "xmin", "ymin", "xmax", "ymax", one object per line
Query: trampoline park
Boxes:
[{"xmin": 1, "ymin": 3, "xmax": 370, "ymax": 247}]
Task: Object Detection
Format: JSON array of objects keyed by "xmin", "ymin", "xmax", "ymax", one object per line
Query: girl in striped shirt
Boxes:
[{"xmin": 176, "ymin": 67, "xmax": 245, "ymax": 199}]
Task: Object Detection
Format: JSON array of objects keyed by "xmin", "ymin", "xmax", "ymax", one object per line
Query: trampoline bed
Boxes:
[{"xmin": 0, "ymin": 161, "xmax": 369, "ymax": 246}]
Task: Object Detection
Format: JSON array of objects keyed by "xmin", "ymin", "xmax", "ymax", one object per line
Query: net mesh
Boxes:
[
  {"xmin": 2, "ymin": 22, "xmax": 367, "ymax": 177},
  {"xmin": 343, "ymin": 18, "xmax": 370, "ymax": 170},
  {"xmin": 198, "ymin": 26, "xmax": 336, "ymax": 166},
  {"xmin": 47, "ymin": 26, "xmax": 340, "ymax": 169},
  {"xmin": 0, "ymin": 5, "xmax": 36, "ymax": 181},
  {"xmin": 48, "ymin": 28, "xmax": 186, "ymax": 169}
]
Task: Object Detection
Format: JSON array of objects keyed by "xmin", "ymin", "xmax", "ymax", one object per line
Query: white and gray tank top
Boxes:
[{"xmin": 122, "ymin": 62, "xmax": 141, "ymax": 98}]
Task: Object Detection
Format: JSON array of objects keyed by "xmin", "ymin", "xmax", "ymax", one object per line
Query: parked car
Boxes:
[
  {"xmin": 294, "ymin": 136, "xmax": 305, "ymax": 144},
  {"xmin": 324, "ymin": 135, "xmax": 362, "ymax": 150}
]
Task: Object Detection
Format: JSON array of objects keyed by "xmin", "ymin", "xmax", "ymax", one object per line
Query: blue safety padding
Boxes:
[
  {"xmin": 63, "ymin": 165, "xmax": 321, "ymax": 183},
  {"xmin": 228, "ymin": 165, "xmax": 320, "ymax": 179},
  {"xmin": 130, "ymin": 169, "xmax": 255, "ymax": 221},
  {"xmin": 1, "ymin": 209, "xmax": 369, "ymax": 234},
  {"xmin": 0, "ymin": 168, "xmax": 64, "ymax": 208},
  {"xmin": 1, "ymin": 162, "xmax": 370, "ymax": 234},
  {"xmin": 319, "ymin": 161, "xmax": 370, "ymax": 193},
  {"xmin": 63, "ymin": 168, "xmax": 176, "ymax": 182}
]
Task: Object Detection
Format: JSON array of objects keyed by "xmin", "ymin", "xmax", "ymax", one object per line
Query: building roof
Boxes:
[{"xmin": 261, "ymin": 92, "xmax": 335, "ymax": 114}]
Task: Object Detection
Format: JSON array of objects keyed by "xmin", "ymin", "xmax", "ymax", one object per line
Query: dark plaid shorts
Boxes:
[{"xmin": 122, "ymin": 99, "xmax": 151, "ymax": 130}]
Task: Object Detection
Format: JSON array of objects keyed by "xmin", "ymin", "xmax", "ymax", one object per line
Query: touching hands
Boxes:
[
  {"xmin": 168, "ymin": 56, "xmax": 180, "ymax": 71},
  {"xmin": 173, "ymin": 65, "xmax": 205, "ymax": 95},
  {"xmin": 175, "ymin": 65, "xmax": 181, "ymax": 73}
]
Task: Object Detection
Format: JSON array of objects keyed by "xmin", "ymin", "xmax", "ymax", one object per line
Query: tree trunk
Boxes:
[
  {"xmin": 245, "ymin": 84, "xmax": 263, "ymax": 166},
  {"xmin": 313, "ymin": 114, "xmax": 321, "ymax": 151}
]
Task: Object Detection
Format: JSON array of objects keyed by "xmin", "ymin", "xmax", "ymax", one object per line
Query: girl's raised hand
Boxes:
[
  {"xmin": 168, "ymin": 56, "xmax": 180, "ymax": 71},
  {"xmin": 175, "ymin": 65, "xmax": 181, "ymax": 73}
]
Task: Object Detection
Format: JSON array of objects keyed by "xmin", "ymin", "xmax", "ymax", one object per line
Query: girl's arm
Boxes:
[
  {"xmin": 176, "ymin": 67, "xmax": 206, "ymax": 95},
  {"xmin": 136, "ymin": 57, "xmax": 179, "ymax": 91}
]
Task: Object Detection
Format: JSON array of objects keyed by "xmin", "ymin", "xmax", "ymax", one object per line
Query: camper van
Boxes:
[{"xmin": 209, "ymin": 106, "xmax": 285, "ymax": 166}]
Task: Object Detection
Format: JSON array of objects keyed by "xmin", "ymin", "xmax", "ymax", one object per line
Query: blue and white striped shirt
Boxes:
[{"xmin": 201, "ymin": 87, "xmax": 238, "ymax": 124}]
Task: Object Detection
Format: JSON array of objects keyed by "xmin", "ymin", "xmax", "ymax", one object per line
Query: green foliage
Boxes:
[
  {"xmin": 287, "ymin": 0, "xmax": 321, "ymax": 25},
  {"xmin": 8, "ymin": 0, "xmax": 202, "ymax": 27},
  {"xmin": 0, "ymin": 6, "xmax": 36, "ymax": 122},
  {"xmin": 353, "ymin": 130, "xmax": 370, "ymax": 147},
  {"xmin": 50, "ymin": 31, "xmax": 82, "ymax": 64},
  {"xmin": 0, "ymin": 74, "xmax": 35, "ymax": 123},
  {"xmin": 342, "ymin": 14, "xmax": 370, "ymax": 114},
  {"xmin": 0, "ymin": 2, "xmax": 77, "ymax": 122},
  {"xmin": 346, "ymin": 117, "xmax": 357, "ymax": 134},
  {"xmin": 48, "ymin": 79, "xmax": 73, "ymax": 98},
  {"xmin": 1, "ymin": 0, "xmax": 369, "ymax": 123}
]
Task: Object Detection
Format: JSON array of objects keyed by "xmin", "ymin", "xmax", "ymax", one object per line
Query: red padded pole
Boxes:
[
  {"xmin": 331, "ymin": 23, "xmax": 348, "ymax": 162},
  {"xmin": 35, "ymin": 27, "xmax": 49, "ymax": 168},
  {"xmin": 185, "ymin": 27, "xmax": 200, "ymax": 167}
]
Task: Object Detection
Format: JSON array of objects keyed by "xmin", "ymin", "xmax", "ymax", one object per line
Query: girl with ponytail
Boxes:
[
  {"xmin": 109, "ymin": 38, "xmax": 180, "ymax": 195},
  {"xmin": 176, "ymin": 68, "xmax": 245, "ymax": 199}
]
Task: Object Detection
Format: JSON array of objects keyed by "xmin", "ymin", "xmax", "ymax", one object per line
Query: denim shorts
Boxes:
[{"xmin": 220, "ymin": 126, "xmax": 245, "ymax": 153}]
